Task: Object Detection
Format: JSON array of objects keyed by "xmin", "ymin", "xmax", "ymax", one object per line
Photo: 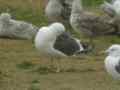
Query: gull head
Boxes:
[
  {"xmin": 106, "ymin": 44, "xmax": 120, "ymax": 56},
  {"xmin": 49, "ymin": 22, "xmax": 65, "ymax": 36},
  {"xmin": 0, "ymin": 13, "xmax": 11, "ymax": 22}
]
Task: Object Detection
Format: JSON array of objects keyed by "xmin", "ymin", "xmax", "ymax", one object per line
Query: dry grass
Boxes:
[{"xmin": 0, "ymin": 37, "xmax": 120, "ymax": 90}]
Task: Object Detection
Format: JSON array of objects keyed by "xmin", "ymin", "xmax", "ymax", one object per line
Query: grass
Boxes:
[
  {"xmin": 0, "ymin": 0, "xmax": 48, "ymax": 26},
  {"xmin": 0, "ymin": 36, "xmax": 120, "ymax": 90},
  {"xmin": 16, "ymin": 61, "xmax": 35, "ymax": 69},
  {"xmin": 0, "ymin": 0, "xmax": 120, "ymax": 90}
]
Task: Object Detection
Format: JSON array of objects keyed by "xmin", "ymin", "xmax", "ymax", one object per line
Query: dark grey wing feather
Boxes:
[{"xmin": 54, "ymin": 32, "xmax": 80, "ymax": 56}]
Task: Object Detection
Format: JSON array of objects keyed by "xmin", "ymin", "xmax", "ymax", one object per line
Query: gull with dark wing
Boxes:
[{"xmin": 34, "ymin": 22, "xmax": 87, "ymax": 72}]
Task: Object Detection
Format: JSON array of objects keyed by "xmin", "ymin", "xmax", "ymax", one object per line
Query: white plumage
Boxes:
[
  {"xmin": 35, "ymin": 22, "xmax": 66, "ymax": 57},
  {"xmin": 35, "ymin": 22, "xmax": 85, "ymax": 57},
  {"xmin": 105, "ymin": 44, "xmax": 120, "ymax": 79},
  {"xmin": 112, "ymin": 0, "xmax": 120, "ymax": 14},
  {"xmin": 0, "ymin": 13, "xmax": 38, "ymax": 40},
  {"xmin": 45, "ymin": 0, "xmax": 63, "ymax": 22},
  {"xmin": 34, "ymin": 22, "xmax": 87, "ymax": 72}
]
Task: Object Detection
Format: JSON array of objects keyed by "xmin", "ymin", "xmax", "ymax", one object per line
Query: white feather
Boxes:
[
  {"xmin": 35, "ymin": 23, "xmax": 67, "ymax": 57},
  {"xmin": 113, "ymin": 0, "xmax": 120, "ymax": 14},
  {"xmin": 105, "ymin": 44, "xmax": 120, "ymax": 79},
  {"xmin": 45, "ymin": 0, "xmax": 63, "ymax": 22}
]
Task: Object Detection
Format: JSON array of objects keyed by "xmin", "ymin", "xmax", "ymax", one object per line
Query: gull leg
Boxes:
[
  {"xmin": 50, "ymin": 56, "xmax": 55, "ymax": 69},
  {"xmin": 89, "ymin": 36, "xmax": 95, "ymax": 51},
  {"xmin": 50, "ymin": 57, "xmax": 60, "ymax": 73},
  {"xmin": 55, "ymin": 57, "xmax": 61, "ymax": 73}
]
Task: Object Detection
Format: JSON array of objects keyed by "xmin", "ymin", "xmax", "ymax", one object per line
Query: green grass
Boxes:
[
  {"xmin": 0, "ymin": 0, "xmax": 48, "ymax": 27},
  {"xmin": 0, "ymin": 0, "xmax": 120, "ymax": 90},
  {"xmin": 16, "ymin": 61, "xmax": 35, "ymax": 69},
  {"xmin": 83, "ymin": 0, "xmax": 112, "ymax": 8}
]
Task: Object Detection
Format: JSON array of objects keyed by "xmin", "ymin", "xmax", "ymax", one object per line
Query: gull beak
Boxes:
[{"xmin": 105, "ymin": 49, "xmax": 110, "ymax": 55}]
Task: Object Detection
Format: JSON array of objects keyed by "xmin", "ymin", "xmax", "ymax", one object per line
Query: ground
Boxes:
[
  {"xmin": 0, "ymin": 37, "xmax": 120, "ymax": 90},
  {"xmin": 0, "ymin": 0, "xmax": 120, "ymax": 90}
]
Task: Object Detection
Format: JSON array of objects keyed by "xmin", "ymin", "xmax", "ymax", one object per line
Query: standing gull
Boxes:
[
  {"xmin": 34, "ymin": 22, "xmax": 86, "ymax": 72},
  {"xmin": 105, "ymin": 44, "xmax": 120, "ymax": 79},
  {"xmin": 45, "ymin": 0, "xmax": 73, "ymax": 25},
  {"xmin": 70, "ymin": 0, "xmax": 115, "ymax": 47}
]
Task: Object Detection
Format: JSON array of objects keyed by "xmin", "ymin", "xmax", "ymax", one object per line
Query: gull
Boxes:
[
  {"xmin": 112, "ymin": 0, "xmax": 120, "ymax": 15},
  {"xmin": 0, "ymin": 13, "xmax": 38, "ymax": 40},
  {"xmin": 34, "ymin": 22, "xmax": 87, "ymax": 72},
  {"xmin": 70, "ymin": 0, "xmax": 115, "ymax": 48},
  {"xmin": 45, "ymin": 0, "xmax": 73, "ymax": 25},
  {"xmin": 105, "ymin": 44, "xmax": 120, "ymax": 79}
]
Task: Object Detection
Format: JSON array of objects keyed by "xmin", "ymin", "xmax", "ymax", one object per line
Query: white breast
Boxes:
[{"xmin": 105, "ymin": 56, "xmax": 120, "ymax": 79}]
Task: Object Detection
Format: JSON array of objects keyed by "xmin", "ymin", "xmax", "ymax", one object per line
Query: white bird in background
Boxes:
[
  {"xmin": 34, "ymin": 22, "xmax": 86, "ymax": 72},
  {"xmin": 0, "ymin": 13, "xmax": 38, "ymax": 40},
  {"xmin": 105, "ymin": 44, "xmax": 120, "ymax": 79},
  {"xmin": 45, "ymin": 0, "xmax": 73, "ymax": 25},
  {"xmin": 112, "ymin": 0, "xmax": 120, "ymax": 15},
  {"xmin": 101, "ymin": 0, "xmax": 120, "ymax": 16}
]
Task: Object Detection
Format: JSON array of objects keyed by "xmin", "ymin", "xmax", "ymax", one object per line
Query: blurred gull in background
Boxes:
[
  {"xmin": 0, "ymin": 13, "xmax": 38, "ymax": 40},
  {"xmin": 45, "ymin": 0, "xmax": 73, "ymax": 26},
  {"xmin": 70, "ymin": 0, "xmax": 115, "ymax": 48}
]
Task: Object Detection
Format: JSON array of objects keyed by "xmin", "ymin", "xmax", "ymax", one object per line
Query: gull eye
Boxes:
[{"xmin": 111, "ymin": 48, "xmax": 115, "ymax": 51}]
